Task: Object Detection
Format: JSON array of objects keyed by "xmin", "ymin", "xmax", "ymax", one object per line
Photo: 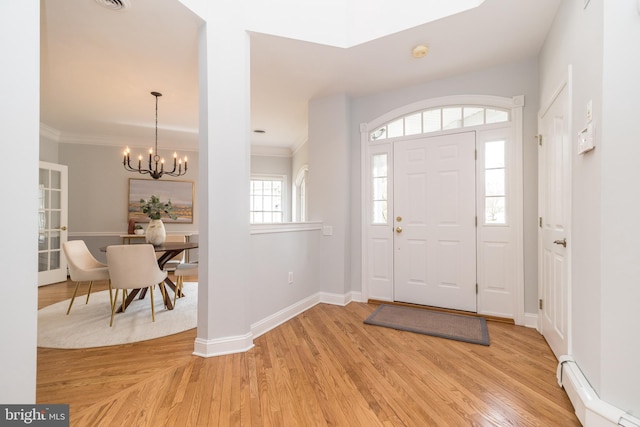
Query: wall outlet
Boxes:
[{"xmin": 288, "ymin": 272, "xmax": 293, "ymax": 284}]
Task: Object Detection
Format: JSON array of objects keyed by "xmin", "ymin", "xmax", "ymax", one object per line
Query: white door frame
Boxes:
[{"xmin": 360, "ymin": 94, "xmax": 525, "ymax": 324}]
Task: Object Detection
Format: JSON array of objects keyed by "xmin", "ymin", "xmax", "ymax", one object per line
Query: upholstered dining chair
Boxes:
[
  {"xmin": 106, "ymin": 244, "xmax": 168, "ymax": 327},
  {"xmin": 62, "ymin": 240, "xmax": 110, "ymax": 315},
  {"xmin": 173, "ymin": 262, "xmax": 198, "ymax": 305},
  {"xmin": 160, "ymin": 234, "xmax": 186, "ymax": 272}
]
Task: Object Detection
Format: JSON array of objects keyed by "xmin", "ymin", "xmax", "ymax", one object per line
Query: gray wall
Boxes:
[{"xmin": 349, "ymin": 57, "xmax": 541, "ymax": 314}]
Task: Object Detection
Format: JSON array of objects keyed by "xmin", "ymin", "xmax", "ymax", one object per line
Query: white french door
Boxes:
[
  {"xmin": 538, "ymin": 81, "xmax": 571, "ymax": 358},
  {"xmin": 38, "ymin": 162, "xmax": 69, "ymax": 286},
  {"xmin": 393, "ymin": 132, "xmax": 477, "ymax": 312}
]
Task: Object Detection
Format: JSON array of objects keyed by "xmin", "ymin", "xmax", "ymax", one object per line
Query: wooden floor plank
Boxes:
[{"xmin": 37, "ymin": 279, "xmax": 580, "ymax": 426}]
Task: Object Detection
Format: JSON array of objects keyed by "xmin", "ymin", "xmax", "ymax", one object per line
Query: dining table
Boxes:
[{"xmin": 101, "ymin": 241, "xmax": 198, "ymax": 312}]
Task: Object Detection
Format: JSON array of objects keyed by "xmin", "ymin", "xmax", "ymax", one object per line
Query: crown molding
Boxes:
[
  {"xmin": 251, "ymin": 145, "xmax": 292, "ymax": 157},
  {"xmin": 40, "ymin": 123, "xmax": 61, "ymax": 141}
]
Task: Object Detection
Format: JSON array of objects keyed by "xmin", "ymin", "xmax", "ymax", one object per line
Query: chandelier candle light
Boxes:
[{"xmin": 123, "ymin": 91, "xmax": 188, "ymax": 179}]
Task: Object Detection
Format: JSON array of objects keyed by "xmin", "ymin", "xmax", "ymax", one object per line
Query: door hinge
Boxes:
[
  {"xmin": 539, "ymin": 299, "xmax": 543, "ymax": 310},
  {"xmin": 475, "ymin": 149, "xmax": 478, "ymax": 160},
  {"xmin": 475, "ymin": 216, "xmax": 478, "ymax": 227},
  {"xmin": 539, "ymin": 217, "xmax": 542, "ymax": 228},
  {"xmin": 536, "ymin": 134, "xmax": 543, "ymax": 146},
  {"xmin": 476, "ymin": 283, "xmax": 478, "ymax": 294}
]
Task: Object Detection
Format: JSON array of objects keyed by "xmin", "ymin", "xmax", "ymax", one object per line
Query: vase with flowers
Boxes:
[{"xmin": 139, "ymin": 195, "xmax": 177, "ymax": 246}]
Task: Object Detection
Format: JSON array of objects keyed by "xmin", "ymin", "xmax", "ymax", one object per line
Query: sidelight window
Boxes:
[
  {"xmin": 484, "ymin": 140, "xmax": 506, "ymax": 224},
  {"xmin": 371, "ymin": 153, "xmax": 388, "ymax": 224}
]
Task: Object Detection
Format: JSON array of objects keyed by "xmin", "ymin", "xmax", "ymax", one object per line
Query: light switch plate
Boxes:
[{"xmin": 578, "ymin": 122, "xmax": 595, "ymax": 154}]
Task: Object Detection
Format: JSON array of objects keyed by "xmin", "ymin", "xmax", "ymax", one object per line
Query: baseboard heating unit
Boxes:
[{"xmin": 557, "ymin": 356, "xmax": 640, "ymax": 427}]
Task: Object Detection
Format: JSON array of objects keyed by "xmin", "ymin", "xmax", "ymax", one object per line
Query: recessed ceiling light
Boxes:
[{"xmin": 412, "ymin": 45, "xmax": 429, "ymax": 59}]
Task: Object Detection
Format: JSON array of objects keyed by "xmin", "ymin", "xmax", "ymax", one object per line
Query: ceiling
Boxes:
[{"xmin": 40, "ymin": 0, "xmax": 560, "ymax": 154}]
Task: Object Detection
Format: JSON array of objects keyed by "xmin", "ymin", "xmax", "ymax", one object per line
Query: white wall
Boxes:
[
  {"xmin": 600, "ymin": 1, "xmax": 640, "ymax": 414},
  {"xmin": 194, "ymin": 0, "xmax": 253, "ymax": 355},
  {"xmin": 308, "ymin": 94, "xmax": 352, "ymax": 295},
  {"xmin": 349, "ymin": 58, "xmax": 540, "ymax": 313},
  {"xmin": 250, "ymin": 229, "xmax": 321, "ymax": 324},
  {"xmin": 0, "ymin": 1, "xmax": 39, "ymax": 403},
  {"xmin": 243, "ymin": 0, "xmax": 482, "ymax": 48},
  {"xmin": 540, "ymin": 0, "xmax": 640, "ymax": 414},
  {"xmin": 540, "ymin": 0, "xmax": 604, "ymax": 394}
]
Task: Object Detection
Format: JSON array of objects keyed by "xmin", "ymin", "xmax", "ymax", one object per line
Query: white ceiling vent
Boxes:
[{"xmin": 94, "ymin": 0, "xmax": 132, "ymax": 11}]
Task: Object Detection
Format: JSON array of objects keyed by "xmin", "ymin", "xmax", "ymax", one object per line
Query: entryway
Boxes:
[{"xmin": 361, "ymin": 94, "xmax": 525, "ymax": 323}]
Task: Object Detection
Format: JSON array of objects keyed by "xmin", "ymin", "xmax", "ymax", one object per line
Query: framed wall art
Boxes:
[{"xmin": 128, "ymin": 178, "xmax": 194, "ymax": 223}]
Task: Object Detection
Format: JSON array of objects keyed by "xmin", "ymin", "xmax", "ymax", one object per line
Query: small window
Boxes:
[
  {"xmin": 387, "ymin": 119, "xmax": 404, "ymax": 138},
  {"xmin": 372, "ymin": 154, "xmax": 388, "ymax": 224},
  {"xmin": 484, "ymin": 140, "xmax": 506, "ymax": 224},
  {"xmin": 463, "ymin": 107, "xmax": 484, "ymax": 127},
  {"xmin": 250, "ymin": 177, "xmax": 284, "ymax": 223},
  {"xmin": 423, "ymin": 109, "xmax": 442, "ymax": 133},
  {"xmin": 404, "ymin": 113, "xmax": 422, "ymax": 135},
  {"xmin": 442, "ymin": 107, "xmax": 462, "ymax": 130},
  {"xmin": 486, "ymin": 109, "xmax": 509, "ymax": 124},
  {"xmin": 369, "ymin": 106, "xmax": 509, "ymax": 141}
]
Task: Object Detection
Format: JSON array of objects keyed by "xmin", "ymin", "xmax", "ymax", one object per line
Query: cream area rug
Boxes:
[{"xmin": 38, "ymin": 282, "xmax": 197, "ymax": 349}]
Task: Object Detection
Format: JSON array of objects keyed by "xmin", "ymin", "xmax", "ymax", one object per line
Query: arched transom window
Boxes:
[{"xmin": 370, "ymin": 106, "xmax": 509, "ymax": 141}]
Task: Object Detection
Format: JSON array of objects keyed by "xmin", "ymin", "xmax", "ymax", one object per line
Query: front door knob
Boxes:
[{"xmin": 395, "ymin": 226, "xmax": 403, "ymax": 233}]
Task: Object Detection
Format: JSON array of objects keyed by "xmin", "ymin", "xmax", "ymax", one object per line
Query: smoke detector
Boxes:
[
  {"xmin": 94, "ymin": 0, "xmax": 132, "ymax": 11},
  {"xmin": 412, "ymin": 45, "xmax": 429, "ymax": 59}
]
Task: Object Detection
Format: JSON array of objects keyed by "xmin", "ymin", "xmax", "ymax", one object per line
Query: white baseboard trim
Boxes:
[
  {"xmin": 193, "ymin": 290, "xmax": 363, "ymax": 357},
  {"xmin": 319, "ymin": 290, "xmax": 362, "ymax": 306},
  {"xmin": 192, "ymin": 332, "xmax": 254, "ymax": 358},
  {"xmin": 558, "ymin": 356, "xmax": 640, "ymax": 427},
  {"xmin": 523, "ymin": 312, "xmax": 538, "ymax": 329},
  {"xmin": 251, "ymin": 293, "xmax": 321, "ymax": 339}
]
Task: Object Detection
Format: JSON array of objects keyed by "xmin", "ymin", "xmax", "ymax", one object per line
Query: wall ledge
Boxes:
[{"xmin": 251, "ymin": 222, "xmax": 322, "ymax": 234}]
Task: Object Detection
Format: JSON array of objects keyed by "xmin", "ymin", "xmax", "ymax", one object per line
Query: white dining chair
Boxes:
[
  {"xmin": 62, "ymin": 240, "xmax": 110, "ymax": 315},
  {"xmin": 106, "ymin": 244, "xmax": 168, "ymax": 327},
  {"xmin": 173, "ymin": 262, "xmax": 198, "ymax": 305}
]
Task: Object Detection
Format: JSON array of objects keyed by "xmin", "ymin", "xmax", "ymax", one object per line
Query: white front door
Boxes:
[
  {"xmin": 38, "ymin": 162, "xmax": 69, "ymax": 286},
  {"xmin": 393, "ymin": 132, "xmax": 477, "ymax": 312},
  {"xmin": 538, "ymin": 81, "xmax": 571, "ymax": 358}
]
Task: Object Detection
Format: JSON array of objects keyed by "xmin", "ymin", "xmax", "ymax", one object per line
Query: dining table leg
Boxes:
[{"xmin": 116, "ymin": 283, "xmax": 174, "ymax": 312}]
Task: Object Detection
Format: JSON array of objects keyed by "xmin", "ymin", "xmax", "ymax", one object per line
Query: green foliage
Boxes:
[{"xmin": 139, "ymin": 195, "xmax": 178, "ymax": 220}]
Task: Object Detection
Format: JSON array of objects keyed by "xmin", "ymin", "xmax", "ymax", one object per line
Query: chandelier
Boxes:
[{"xmin": 123, "ymin": 91, "xmax": 188, "ymax": 179}]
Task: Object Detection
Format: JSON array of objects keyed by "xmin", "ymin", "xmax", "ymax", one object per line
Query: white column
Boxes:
[
  {"xmin": 0, "ymin": 1, "xmax": 39, "ymax": 402},
  {"xmin": 308, "ymin": 94, "xmax": 352, "ymax": 298},
  {"xmin": 194, "ymin": 2, "xmax": 253, "ymax": 356}
]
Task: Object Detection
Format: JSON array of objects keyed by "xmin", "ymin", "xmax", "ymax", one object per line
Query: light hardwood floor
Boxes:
[{"xmin": 37, "ymin": 279, "xmax": 580, "ymax": 426}]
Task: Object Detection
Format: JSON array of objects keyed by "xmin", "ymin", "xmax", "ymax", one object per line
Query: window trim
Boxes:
[
  {"xmin": 292, "ymin": 165, "xmax": 308, "ymax": 222},
  {"xmin": 250, "ymin": 174, "xmax": 288, "ymax": 224}
]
